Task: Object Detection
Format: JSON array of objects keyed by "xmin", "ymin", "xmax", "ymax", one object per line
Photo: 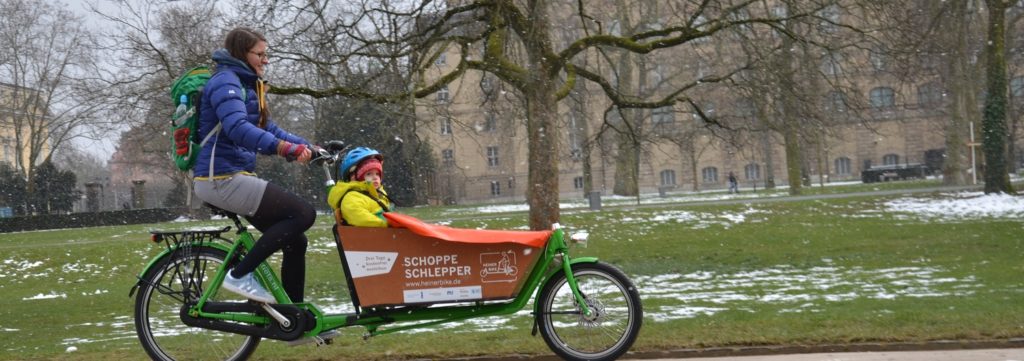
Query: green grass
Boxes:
[{"xmin": 2, "ymin": 190, "xmax": 1023, "ymax": 360}]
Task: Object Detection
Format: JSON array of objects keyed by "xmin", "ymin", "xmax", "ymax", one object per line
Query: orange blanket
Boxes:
[{"xmin": 383, "ymin": 213, "xmax": 551, "ymax": 248}]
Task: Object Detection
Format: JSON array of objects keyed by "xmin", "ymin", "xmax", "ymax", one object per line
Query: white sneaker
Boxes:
[
  {"xmin": 286, "ymin": 329, "xmax": 340, "ymax": 347},
  {"xmin": 222, "ymin": 272, "xmax": 275, "ymax": 303}
]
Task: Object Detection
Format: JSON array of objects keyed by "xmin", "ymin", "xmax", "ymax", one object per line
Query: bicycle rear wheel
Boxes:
[
  {"xmin": 134, "ymin": 246, "xmax": 260, "ymax": 361},
  {"xmin": 536, "ymin": 262, "xmax": 642, "ymax": 361}
]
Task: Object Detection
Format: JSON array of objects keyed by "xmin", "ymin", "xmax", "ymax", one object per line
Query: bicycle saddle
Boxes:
[{"xmin": 203, "ymin": 203, "xmax": 238, "ymax": 218}]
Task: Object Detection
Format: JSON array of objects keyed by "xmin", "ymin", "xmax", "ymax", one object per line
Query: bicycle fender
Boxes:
[{"xmin": 129, "ymin": 242, "xmax": 234, "ymax": 298}]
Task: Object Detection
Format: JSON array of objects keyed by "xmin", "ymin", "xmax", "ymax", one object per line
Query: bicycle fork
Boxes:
[{"xmin": 559, "ymin": 252, "xmax": 593, "ymax": 318}]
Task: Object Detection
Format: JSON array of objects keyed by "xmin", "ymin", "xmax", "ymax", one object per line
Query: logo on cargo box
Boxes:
[
  {"xmin": 345, "ymin": 251, "xmax": 398, "ymax": 278},
  {"xmin": 479, "ymin": 251, "xmax": 518, "ymax": 283}
]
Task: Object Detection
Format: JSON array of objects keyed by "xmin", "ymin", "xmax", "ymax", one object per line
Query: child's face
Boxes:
[{"xmin": 363, "ymin": 170, "xmax": 381, "ymax": 189}]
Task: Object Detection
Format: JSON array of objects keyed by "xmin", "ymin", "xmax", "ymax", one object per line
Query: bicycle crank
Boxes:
[{"xmin": 180, "ymin": 302, "xmax": 314, "ymax": 341}]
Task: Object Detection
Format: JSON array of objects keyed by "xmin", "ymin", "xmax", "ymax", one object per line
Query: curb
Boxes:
[{"xmin": 451, "ymin": 338, "xmax": 1024, "ymax": 360}]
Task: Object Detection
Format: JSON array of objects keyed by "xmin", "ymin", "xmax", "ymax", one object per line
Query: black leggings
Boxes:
[{"xmin": 230, "ymin": 182, "xmax": 315, "ymax": 303}]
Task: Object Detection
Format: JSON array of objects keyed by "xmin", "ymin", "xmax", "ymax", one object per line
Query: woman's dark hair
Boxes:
[
  {"xmin": 224, "ymin": 27, "xmax": 266, "ymax": 63},
  {"xmin": 223, "ymin": 27, "xmax": 271, "ymax": 127}
]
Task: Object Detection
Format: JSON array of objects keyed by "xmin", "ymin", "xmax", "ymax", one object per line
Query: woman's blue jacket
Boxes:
[{"xmin": 194, "ymin": 48, "xmax": 308, "ymax": 177}]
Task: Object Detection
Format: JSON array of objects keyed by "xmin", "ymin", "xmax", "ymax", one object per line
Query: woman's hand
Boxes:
[
  {"xmin": 277, "ymin": 140, "xmax": 311, "ymax": 163},
  {"xmin": 296, "ymin": 148, "xmax": 312, "ymax": 164}
]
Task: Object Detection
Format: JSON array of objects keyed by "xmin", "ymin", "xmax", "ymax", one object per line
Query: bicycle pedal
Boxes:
[{"xmin": 285, "ymin": 330, "xmax": 339, "ymax": 347}]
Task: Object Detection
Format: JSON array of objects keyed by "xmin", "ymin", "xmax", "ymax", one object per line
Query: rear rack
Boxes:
[{"xmin": 149, "ymin": 226, "xmax": 233, "ymax": 252}]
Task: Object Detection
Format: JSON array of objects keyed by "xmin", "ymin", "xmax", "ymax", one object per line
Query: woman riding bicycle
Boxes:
[{"xmin": 192, "ymin": 27, "xmax": 315, "ymax": 304}]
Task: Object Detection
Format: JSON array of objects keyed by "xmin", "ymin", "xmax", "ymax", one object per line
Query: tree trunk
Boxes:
[
  {"xmin": 756, "ymin": 99, "xmax": 777, "ymax": 189},
  {"xmin": 981, "ymin": 0, "xmax": 1013, "ymax": 193},
  {"xmin": 612, "ymin": 49, "xmax": 640, "ymax": 197},
  {"xmin": 777, "ymin": 31, "xmax": 802, "ymax": 195},
  {"xmin": 943, "ymin": 0, "xmax": 971, "ymax": 185},
  {"xmin": 783, "ymin": 120, "xmax": 803, "ymax": 195},
  {"xmin": 524, "ymin": 0, "xmax": 560, "ymax": 230},
  {"xmin": 525, "ymin": 88, "xmax": 560, "ymax": 230},
  {"xmin": 582, "ymin": 142, "xmax": 594, "ymax": 196},
  {"xmin": 613, "ymin": 131, "xmax": 640, "ymax": 196}
]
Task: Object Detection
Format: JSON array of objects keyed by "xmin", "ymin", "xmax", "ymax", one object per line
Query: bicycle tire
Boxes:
[
  {"xmin": 134, "ymin": 246, "xmax": 260, "ymax": 361},
  {"xmin": 536, "ymin": 262, "xmax": 643, "ymax": 361}
]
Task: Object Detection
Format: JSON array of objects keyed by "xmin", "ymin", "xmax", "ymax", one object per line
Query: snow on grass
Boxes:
[
  {"xmin": 635, "ymin": 263, "xmax": 980, "ymax": 321},
  {"xmin": 881, "ymin": 192, "xmax": 1024, "ymax": 221},
  {"xmin": 6, "ymin": 190, "xmax": 1012, "ymax": 344},
  {"xmin": 22, "ymin": 292, "xmax": 67, "ymax": 300}
]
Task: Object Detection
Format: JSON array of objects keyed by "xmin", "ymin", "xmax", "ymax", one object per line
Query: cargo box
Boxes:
[{"xmin": 335, "ymin": 213, "xmax": 551, "ymax": 308}]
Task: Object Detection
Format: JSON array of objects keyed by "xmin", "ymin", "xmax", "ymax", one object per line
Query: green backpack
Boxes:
[{"xmin": 169, "ymin": 66, "xmax": 247, "ymax": 172}]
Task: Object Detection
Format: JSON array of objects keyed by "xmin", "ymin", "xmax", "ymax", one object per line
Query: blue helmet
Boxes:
[{"xmin": 340, "ymin": 147, "xmax": 382, "ymax": 180}]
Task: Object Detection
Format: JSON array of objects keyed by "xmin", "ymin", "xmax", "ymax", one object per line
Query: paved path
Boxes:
[{"xmin": 635, "ymin": 348, "xmax": 1024, "ymax": 361}]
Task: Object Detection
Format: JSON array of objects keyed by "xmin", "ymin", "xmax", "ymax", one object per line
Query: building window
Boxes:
[
  {"xmin": 568, "ymin": 113, "xmax": 583, "ymax": 160},
  {"xmin": 819, "ymin": 4, "xmax": 841, "ymax": 33},
  {"xmin": 701, "ymin": 167, "xmax": 719, "ymax": 183},
  {"xmin": 1011, "ymin": 76, "xmax": 1024, "ymax": 98},
  {"xmin": 1, "ymin": 137, "xmax": 10, "ymax": 162},
  {"xmin": 482, "ymin": 113, "xmax": 497, "ymax": 132},
  {"xmin": 825, "ymin": 91, "xmax": 847, "ymax": 113},
  {"xmin": 869, "ymin": 46, "xmax": 888, "ymax": 72},
  {"xmin": 729, "ymin": 8, "xmax": 753, "ymax": 36},
  {"xmin": 608, "ymin": 20, "xmax": 622, "ymax": 36},
  {"xmin": 486, "ymin": 146, "xmax": 499, "ymax": 167},
  {"xmin": 440, "ymin": 117, "xmax": 452, "ymax": 135},
  {"xmin": 744, "ymin": 163, "xmax": 761, "ymax": 180},
  {"xmin": 693, "ymin": 101, "xmax": 715, "ymax": 124},
  {"xmin": 436, "ymin": 85, "xmax": 450, "ymax": 103},
  {"xmin": 917, "ymin": 82, "xmax": 943, "ymax": 106},
  {"xmin": 822, "ymin": 52, "xmax": 842, "ymax": 76},
  {"xmin": 481, "ymin": 76, "xmax": 495, "ymax": 99},
  {"xmin": 835, "ymin": 156, "xmax": 851, "ymax": 175},
  {"xmin": 693, "ymin": 15, "xmax": 710, "ymax": 43},
  {"xmin": 573, "ymin": 176, "xmax": 584, "ymax": 189},
  {"xmin": 883, "ymin": 153, "xmax": 899, "ymax": 165},
  {"xmin": 652, "ymin": 106, "xmax": 675, "ymax": 125},
  {"xmin": 490, "ymin": 181, "xmax": 501, "ymax": 196},
  {"xmin": 771, "ymin": 6, "xmax": 787, "ymax": 37},
  {"xmin": 696, "ymin": 59, "xmax": 709, "ymax": 78},
  {"xmin": 869, "ymin": 87, "xmax": 895, "ymax": 110},
  {"xmin": 647, "ymin": 65, "xmax": 665, "ymax": 90},
  {"xmin": 660, "ymin": 170, "xmax": 676, "ymax": 186},
  {"xmin": 736, "ymin": 98, "xmax": 756, "ymax": 118},
  {"xmin": 442, "ymin": 149, "xmax": 454, "ymax": 166}
]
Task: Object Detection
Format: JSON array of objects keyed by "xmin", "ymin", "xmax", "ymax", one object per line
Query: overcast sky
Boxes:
[{"xmin": 62, "ymin": 0, "xmax": 130, "ymax": 163}]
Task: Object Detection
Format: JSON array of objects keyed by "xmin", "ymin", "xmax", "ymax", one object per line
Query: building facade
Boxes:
[
  {"xmin": 413, "ymin": 3, "xmax": 1023, "ymax": 204},
  {"xmin": 0, "ymin": 82, "xmax": 49, "ymax": 174}
]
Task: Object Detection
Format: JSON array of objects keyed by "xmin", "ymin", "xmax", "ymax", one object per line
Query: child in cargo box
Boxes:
[{"xmin": 327, "ymin": 147, "xmax": 393, "ymax": 227}]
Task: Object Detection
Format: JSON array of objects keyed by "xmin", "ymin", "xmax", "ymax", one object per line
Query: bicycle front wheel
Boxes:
[
  {"xmin": 536, "ymin": 262, "xmax": 642, "ymax": 361},
  {"xmin": 134, "ymin": 246, "xmax": 260, "ymax": 361}
]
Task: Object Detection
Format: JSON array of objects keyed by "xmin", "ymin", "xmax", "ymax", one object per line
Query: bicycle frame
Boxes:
[{"xmin": 136, "ymin": 212, "xmax": 595, "ymax": 340}]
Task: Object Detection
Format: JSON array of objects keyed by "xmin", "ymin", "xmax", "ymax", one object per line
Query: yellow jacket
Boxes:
[{"xmin": 327, "ymin": 180, "xmax": 391, "ymax": 227}]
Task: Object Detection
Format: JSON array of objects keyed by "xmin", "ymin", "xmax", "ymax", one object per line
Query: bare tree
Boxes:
[
  {"xmin": 0, "ymin": 0, "xmax": 113, "ymax": 208},
  {"xmin": 89, "ymin": 0, "xmax": 229, "ymax": 209},
  {"xmin": 249, "ymin": 0, "xmax": 841, "ymax": 229}
]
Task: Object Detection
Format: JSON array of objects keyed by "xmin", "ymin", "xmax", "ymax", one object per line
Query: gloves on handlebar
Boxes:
[{"xmin": 276, "ymin": 141, "xmax": 311, "ymax": 163}]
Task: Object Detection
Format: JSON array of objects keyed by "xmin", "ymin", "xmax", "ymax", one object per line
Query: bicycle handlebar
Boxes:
[{"xmin": 310, "ymin": 140, "xmax": 350, "ymax": 187}]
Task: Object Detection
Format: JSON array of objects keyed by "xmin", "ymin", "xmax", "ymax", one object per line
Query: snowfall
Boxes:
[{"xmin": 5, "ymin": 188, "xmax": 1024, "ymax": 350}]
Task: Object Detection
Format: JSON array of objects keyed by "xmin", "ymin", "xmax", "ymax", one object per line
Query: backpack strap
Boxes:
[
  {"xmin": 202, "ymin": 122, "xmax": 222, "ymax": 180},
  {"xmin": 335, "ymin": 189, "xmax": 393, "ymax": 226}
]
